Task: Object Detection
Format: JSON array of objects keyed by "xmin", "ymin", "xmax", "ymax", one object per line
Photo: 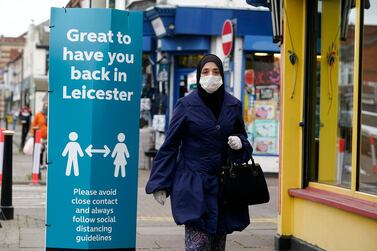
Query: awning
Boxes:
[
  {"xmin": 160, "ymin": 36, "xmax": 209, "ymax": 52},
  {"xmin": 246, "ymin": 0, "xmax": 282, "ymax": 43},
  {"xmin": 246, "ymin": 0, "xmax": 270, "ymax": 8},
  {"xmin": 145, "ymin": 6, "xmax": 274, "ymax": 37},
  {"xmin": 244, "ymin": 35, "xmax": 280, "ymax": 52},
  {"xmin": 174, "ymin": 7, "xmax": 272, "ymax": 37}
]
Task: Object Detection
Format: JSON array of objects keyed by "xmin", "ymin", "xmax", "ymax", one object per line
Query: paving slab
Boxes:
[{"xmin": 1, "ymin": 150, "xmax": 278, "ymax": 251}]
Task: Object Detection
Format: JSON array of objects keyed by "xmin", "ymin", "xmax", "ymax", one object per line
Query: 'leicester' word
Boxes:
[{"xmin": 63, "ymin": 85, "xmax": 134, "ymax": 102}]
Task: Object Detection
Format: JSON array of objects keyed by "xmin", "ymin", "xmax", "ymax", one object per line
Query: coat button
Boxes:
[{"xmin": 216, "ymin": 125, "xmax": 221, "ymax": 130}]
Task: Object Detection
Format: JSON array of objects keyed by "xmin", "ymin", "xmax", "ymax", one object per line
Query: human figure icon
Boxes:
[
  {"xmin": 111, "ymin": 133, "xmax": 130, "ymax": 178},
  {"xmin": 62, "ymin": 132, "xmax": 84, "ymax": 176}
]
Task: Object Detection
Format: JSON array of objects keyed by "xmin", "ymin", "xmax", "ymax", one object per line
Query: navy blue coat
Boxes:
[{"xmin": 146, "ymin": 90, "xmax": 253, "ymax": 234}]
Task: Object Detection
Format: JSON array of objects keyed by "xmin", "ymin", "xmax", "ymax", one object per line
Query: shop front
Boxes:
[
  {"xmin": 260, "ymin": 0, "xmax": 377, "ymax": 250},
  {"xmin": 139, "ymin": 16, "xmax": 157, "ymax": 129},
  {"xmin": 144, "ymin": 6, "xmax": 277, "ymax": 163}
]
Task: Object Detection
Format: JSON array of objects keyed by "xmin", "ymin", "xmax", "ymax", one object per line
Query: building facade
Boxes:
[
  {"xmin": 4, "ymin": 51, "xmax": 23, "ymax": 116},
  {"xmin": 251, "ymin": 0, "xmax": 377, "ymax": 250},
  {"xmin": 70, "ymin": 0, "xmax": 281, "ymax": 172},
  {"xmin": 0, "ymin": 36, "xmax": 25, "ymax": 123},
  {"xmin": 22, "ymin": 20, "xmax": 50, "ymax": 115}
]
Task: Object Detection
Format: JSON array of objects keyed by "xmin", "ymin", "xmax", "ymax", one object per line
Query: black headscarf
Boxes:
[{"xmin": 196, "ymin": 54, "xmax": 225, "ymax": 119}]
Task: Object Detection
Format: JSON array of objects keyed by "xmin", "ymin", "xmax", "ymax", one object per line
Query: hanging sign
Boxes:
[{"xmin": 46, "ymin": 8, "xmax": 142, "ymax": 250}]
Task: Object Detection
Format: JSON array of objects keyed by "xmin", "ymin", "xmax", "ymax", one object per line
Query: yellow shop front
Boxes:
[{"xmin": 275, "ymin": 0, "xmax": 377, "ymax": 250}]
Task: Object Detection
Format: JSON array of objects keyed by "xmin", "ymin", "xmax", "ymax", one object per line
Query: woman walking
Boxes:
[{"xmin": 146, "ymin": 54, "xmax": 253, "ymax": 250}]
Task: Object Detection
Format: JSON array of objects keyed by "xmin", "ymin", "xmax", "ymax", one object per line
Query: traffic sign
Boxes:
[{"xmin": 222, "ymin": 19, "xmax": 233, "ymax": 57}]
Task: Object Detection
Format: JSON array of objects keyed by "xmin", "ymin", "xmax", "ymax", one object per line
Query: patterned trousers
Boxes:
[{"xmin": 185, "ymin": 225, "xmax": 226, "ymax": 251}]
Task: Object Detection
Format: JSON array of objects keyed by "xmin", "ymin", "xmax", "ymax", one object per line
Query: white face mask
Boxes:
[{"xmin": 199, "ymin": 75, "xmax": 223, "ymax": 94}]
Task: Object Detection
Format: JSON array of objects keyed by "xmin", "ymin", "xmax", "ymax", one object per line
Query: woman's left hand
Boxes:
[{"xmin": 228, "ymin": 136, "xmax": 242, "ymax": 150}]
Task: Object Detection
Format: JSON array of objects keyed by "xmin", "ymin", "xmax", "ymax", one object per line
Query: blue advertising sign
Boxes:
[{"xmin": 47, "ymin": 8, "xmax": 142, "ymax": 250}]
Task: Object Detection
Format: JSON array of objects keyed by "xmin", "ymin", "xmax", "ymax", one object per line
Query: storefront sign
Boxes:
[{"xmin": 47, "ymin": 8, "xmax": 142, "ymax": 250}]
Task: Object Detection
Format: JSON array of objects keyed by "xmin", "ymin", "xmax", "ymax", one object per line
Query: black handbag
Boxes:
[{"xmin": 219, "ymin": 157, "xmax": 270, "ymax": 207}]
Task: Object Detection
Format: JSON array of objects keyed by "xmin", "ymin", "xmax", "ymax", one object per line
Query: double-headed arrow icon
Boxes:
[{"xmin": 85, "ymin": 145, "xmax": 110, "ymax": 157}]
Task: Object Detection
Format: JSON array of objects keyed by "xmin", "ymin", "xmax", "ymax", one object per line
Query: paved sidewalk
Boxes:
[
  {"xmin": 1, "ymin": 129, "xmax": 278, "ymax": 250},
  {"xmin": 1, "ymin": 170, "xmax": 278, "ymax": 251}
]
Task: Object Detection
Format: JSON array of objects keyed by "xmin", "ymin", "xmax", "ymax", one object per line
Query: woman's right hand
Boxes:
[{"xmin": 153, "ymin": 190, "xmax": 167, "ymax": 206}]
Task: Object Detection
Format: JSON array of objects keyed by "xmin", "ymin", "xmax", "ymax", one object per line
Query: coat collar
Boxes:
[
  {"xmin": 184, "ymin": 90, "xmax": 240, "ymax": 123},
  {"xmin": 185, "ymin": 90, "xmax": 238, "ymax": 107}
]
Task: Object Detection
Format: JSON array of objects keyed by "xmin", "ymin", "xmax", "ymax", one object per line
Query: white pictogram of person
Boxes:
[
  {"xmin": 62, "ymin": 132, "xmax": 84, "ymax": 176},
  {"xmin": 111, "ymin": 133, "xmax": 130, "ymax": 178}
]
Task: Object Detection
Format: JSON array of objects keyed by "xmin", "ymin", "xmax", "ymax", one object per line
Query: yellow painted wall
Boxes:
[
  {"xmin": 292, "ymin": 198, "xmax": 377, "ymax": 251},
  {"xmin": 278, "ymin": 0, "xmax": 306, "ymax": 235}
]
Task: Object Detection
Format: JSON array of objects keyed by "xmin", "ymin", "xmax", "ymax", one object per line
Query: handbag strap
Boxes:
[
  {"xmin": 250, "ymin": 155, "xmax": 256, "ymax": 166},
  {"xmin": 246, "ymin": 144, "xmax": 256, "ymax": 166},
  {"xmin": 227, "ymin": 148, "xmax": 256, "ymax": 167}
]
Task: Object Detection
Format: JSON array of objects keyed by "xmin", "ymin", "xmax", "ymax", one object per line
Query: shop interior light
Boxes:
[
  {"xmin": 254, "ymin": 52, "xmax": 269, "ymax": 56},
  {"xmin": 316, "ymin": 55, "xmax": 322, "ymax": 60},
  {"xmin": 273, "ymin": 53, "xmax": 281, "ymax": 58}
]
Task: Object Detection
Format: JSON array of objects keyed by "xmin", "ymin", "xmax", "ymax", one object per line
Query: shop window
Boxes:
[
  {"xmin": 244, "ymin": 53, "xmax": 280, "ymax": 156},
  {"xmin": 176, "ymin": 54, "xmax": 205, "ymax": 97},
  {"xmin": 359, "ymin": 3, "xmax": 377, "ymax": 195},
  {"xmin": 140, "ymin": 54, "xmax": 155, "ymax": 127},
  {"xmin": 177, "ymin": 55, "xmax": 204, "ymax": 68},
  {"xmin": 310, "ymin": 0, "xmax": 356, "ymax": 188}
]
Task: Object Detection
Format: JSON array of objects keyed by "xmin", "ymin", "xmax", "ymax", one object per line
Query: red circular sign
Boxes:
[
  {"xmin": 222, "ymin": 19, "xmax": 233, "ymax": 57},
  {"xmin": 245, "ymin": 70, "xmax": 254, "ymax": 85}
]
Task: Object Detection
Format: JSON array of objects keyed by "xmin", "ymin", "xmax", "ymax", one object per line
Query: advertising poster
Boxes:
[
  {"xmin": 254, "ymin": 100, "xmax": 277, "ymax": 120},
  {"xmin": 254, "ymin": 137, "xmax": 277, "ymax": 154},
  {"xmin": 47, "ymin": 8, "xmax": 142, "ymax": 250},
  {"xmin": 254, "ymin": 120, "xmax": 277, "ymax": 137}
]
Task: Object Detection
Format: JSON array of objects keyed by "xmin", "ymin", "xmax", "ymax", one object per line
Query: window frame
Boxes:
[
  {"xmin": 355, "ymin": 0, "xmax": 364, "ymax": 191},
  {"xmin": 302, "ymin": 0, "xmax": 377, "ymax": 201},
  {"xmin": 302, "ymin": 0, "xmax": 319, "ymax": 187}
]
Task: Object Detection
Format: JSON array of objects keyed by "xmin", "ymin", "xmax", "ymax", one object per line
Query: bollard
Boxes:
[
  {"xmin": 0, "ymin": 130, "xmax": 14, "ymax": 220},
  {"xmin": 32, "ymin": 130, "xmax": 42, "ymax": 185},
  {"xmin": 32, "ymin": 127, "xmax": 42, "ymax": 181}
]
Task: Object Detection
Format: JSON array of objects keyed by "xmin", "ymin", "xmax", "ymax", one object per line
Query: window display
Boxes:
[{"xmin": 244, "ymin": 53, "xmax": 280, "ymax": 156}]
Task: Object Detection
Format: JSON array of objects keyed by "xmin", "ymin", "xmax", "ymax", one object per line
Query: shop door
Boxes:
[
  {"xmin": 173, "ymin": 68, "xmax": 195, "ymax": 105},
  {"xmin": 173, "ymin": 54, "xmax": 205, "ymax": 106}
]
